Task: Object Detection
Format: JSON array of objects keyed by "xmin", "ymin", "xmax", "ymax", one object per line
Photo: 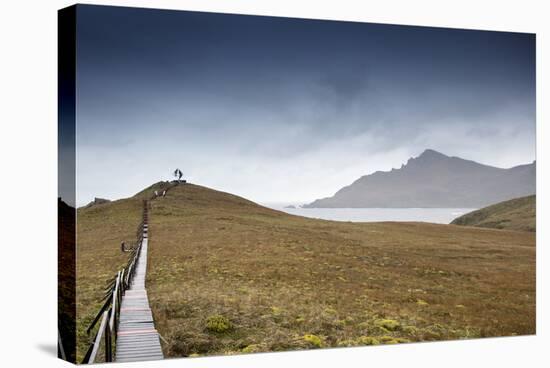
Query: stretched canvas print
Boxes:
[{"xmin": 58, "ymin": 4, "xmax": 536, "ymax": 364}]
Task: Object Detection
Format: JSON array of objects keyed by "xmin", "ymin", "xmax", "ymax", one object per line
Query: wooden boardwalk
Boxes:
[{"xmin": 116, "ymin": 223, "xmax": 164, "ymax": 362}]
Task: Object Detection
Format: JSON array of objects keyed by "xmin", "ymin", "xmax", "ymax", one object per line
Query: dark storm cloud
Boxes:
[{"xmin": 74, "ymin": 5, "xmax": 535, "ymax": 205}]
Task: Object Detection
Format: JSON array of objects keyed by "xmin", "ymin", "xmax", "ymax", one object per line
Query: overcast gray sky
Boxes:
[{"xmin": 73, "ymin": 5, "xmax": 535, "ymax": 206}]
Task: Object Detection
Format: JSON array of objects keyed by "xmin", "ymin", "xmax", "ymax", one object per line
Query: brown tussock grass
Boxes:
[{"xmin": 75, "ymin": 183, "xmax": 535, "ymax": 360}]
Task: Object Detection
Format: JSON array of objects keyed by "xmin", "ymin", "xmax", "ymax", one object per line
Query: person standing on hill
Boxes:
[{"xmin": 173, "ymin": 168, "xmax": 183, "ymax": 182}]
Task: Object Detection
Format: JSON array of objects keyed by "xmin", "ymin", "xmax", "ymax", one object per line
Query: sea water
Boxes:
[{"xmin": 261, "ymin": 203, "xmax": 477, "ymax": 224}]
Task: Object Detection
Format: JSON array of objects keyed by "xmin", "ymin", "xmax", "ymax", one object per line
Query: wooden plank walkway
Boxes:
[{"xmin": 116, "ymin": 224, "xmax": 164, "ymax": 362}]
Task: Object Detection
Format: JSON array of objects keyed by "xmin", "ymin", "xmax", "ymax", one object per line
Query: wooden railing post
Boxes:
[
  {"xmin": 110, "ymin": 271, "xmax": 120, "ymax": 336},
  {"xmin": 105, "ymin": 313, "xmax": 112, "ymax": 362}
]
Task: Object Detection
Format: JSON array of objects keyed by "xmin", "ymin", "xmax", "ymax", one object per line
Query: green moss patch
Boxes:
[
  {"xmin": 374, "ymin": 319, "xmax": 401, "ymax": 331},
  {"xmin": 205, "ymin": 315, "xmax": 232, "ymax": 333},
  {"xmin": 303, "ymin": 334, "xmax": 324, "ymax": 348}
]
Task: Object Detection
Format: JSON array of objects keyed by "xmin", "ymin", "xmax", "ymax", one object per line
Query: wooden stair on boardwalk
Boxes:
[{"xmin": 116, "ymin": 224, "xmax": 164, "ymax": 362}]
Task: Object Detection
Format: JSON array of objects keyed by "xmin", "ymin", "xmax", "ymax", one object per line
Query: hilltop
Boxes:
[
  {"xmin": 451, "ymin": 195, "xmax": 536, "ymax": 232},
  {"xmin": 305, "ymin": 149, "xmax": 535, "ymax": 208},
  {"xmin": 76, "ymin": 182, "xmax": 535, "ymax": 360},
  {"xmin": 82, "ymin": 197, "xmax": 111, "ymax": 209}
]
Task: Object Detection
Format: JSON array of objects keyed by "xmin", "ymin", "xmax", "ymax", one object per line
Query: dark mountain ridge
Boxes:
[{"xmin": 305, "ymin": 149, "xmax": 535, "ymax": 208}]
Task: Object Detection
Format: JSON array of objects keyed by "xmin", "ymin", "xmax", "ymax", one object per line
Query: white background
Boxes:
[{"xmin": 0, "ymin": 0, "xmax": 548, "ymax": 366}]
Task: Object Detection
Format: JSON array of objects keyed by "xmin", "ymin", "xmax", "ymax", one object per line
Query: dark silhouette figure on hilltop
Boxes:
[{"xmin": 173, "ymin": 168, "xmax": 183, "ymax": 182}]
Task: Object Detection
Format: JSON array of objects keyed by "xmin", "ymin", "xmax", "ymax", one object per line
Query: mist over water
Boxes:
[{"xmin": 262, "ymin": 203, "xmax": 477, "ymax": 224}]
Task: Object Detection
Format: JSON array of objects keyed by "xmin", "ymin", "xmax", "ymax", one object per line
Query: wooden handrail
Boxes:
[{"xmin": 86, "ymin": 310, "xmax": 108, "ymax": 364}]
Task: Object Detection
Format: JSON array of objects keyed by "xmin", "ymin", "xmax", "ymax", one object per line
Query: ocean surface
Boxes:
[{"xmin": 261, "ymin": 203, "xmax": 477, "ymax": 224}]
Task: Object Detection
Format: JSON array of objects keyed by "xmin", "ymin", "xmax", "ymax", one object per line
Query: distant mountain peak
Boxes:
[
  {"xmin": 304, "ymin": 150, "xmax": 535, "ymax": 208},
  {"xmin": 405, "ymin": 149, "xmax": 451, "ymax": 167},
  {"xmin": 417, "ymin": 149, "xmax": 448, "ymax": 159}
]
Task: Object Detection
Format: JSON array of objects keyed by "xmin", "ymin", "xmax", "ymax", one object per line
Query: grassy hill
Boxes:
[
  {"xmin": 451, "ymin": 195, "xmax": 536, "ymax": 232},
  {"xmin": 76, "ymin": 183, "xmax": 535, "ymax": 360}
]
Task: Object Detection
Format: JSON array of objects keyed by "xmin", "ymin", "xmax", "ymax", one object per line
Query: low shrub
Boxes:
[
  {"xmin": 374, "ymin": 319, "xmax": 401, "ymax": 331},
  {"xmin": 205, "ymin": 315, "xmax": 232, "ymax": 333},
  {"xmin": 303, "ymin": 334, "xmax": 324, "ymax": 348}
]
